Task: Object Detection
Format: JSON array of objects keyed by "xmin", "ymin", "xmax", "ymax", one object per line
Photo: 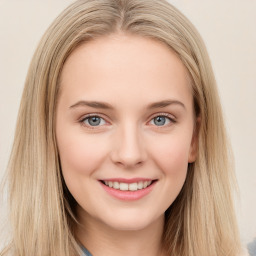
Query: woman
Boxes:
[{"xmin": 1, "ymin": 0, "xmax": 242, "ymax": 255}]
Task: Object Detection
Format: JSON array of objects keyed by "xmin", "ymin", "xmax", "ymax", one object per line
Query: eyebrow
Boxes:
[
  {"xmin": 147, "ymin": 100, "xmax": 185, "ymax": 110},
  {"xmin": 69, "ymin": 101, "xmax": 113, "ymax": 109},
  {"xmin": 69, "ymin": 99, "xmax": 185, "ymax": 110}
]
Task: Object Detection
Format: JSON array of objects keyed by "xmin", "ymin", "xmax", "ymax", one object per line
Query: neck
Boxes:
[{"xmin": 76, "ymin": 207, "xmax": 167, "ymax": 256}]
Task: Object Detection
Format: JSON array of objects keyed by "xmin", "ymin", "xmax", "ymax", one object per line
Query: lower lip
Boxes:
[{"xmin": 99, "ymin": 181, "xmax": 157, "ymax": 201}]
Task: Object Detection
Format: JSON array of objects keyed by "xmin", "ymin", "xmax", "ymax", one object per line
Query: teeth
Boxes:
[
  {"xmin": 138, "ymin": 181, "xmax": 143, "ymax": 189},
  {"xmin": 113, "ymin": 182, "xmax": 119, "ymax": 189},
  {"xmin": 129, "ymin": 183, "xmax": 138, "ymax": 191},
  {"xmin": 119, "ymin": 183, "xmax": 129, "ymax": 191},
  {"xmin": 103, "ymin": 180, "xmax": 153, "ymax": 191}
]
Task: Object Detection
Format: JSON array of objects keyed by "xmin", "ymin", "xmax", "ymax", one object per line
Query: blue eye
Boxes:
[
  {"xmin": 150, "ymin": 115, "xmax": 172, "ymax": 126},
  {"xmin": 82, "ymin": 116, "xmax": 106, "ymax": 127}
]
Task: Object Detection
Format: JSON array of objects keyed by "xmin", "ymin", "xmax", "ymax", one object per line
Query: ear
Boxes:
[{"xmin": 188, "ymin": 117, "xmax": 201, "ymax": 163}]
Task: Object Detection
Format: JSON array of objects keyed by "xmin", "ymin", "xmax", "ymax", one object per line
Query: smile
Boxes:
[
  {"xmin": 102, "ymin": 180, "xmax": 153, "ymax": 191},
  {"xmin": 99, "ymin": 179, "xmax": 158, "ymax": 201}
]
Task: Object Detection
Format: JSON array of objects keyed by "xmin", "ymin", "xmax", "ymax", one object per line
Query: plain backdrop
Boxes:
[{"xmin": 0, "ymin": 0, "xmax": 255, "ymax": 250}]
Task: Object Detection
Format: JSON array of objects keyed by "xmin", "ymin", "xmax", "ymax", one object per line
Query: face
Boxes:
[{"xmin": 56, "ymin": 34, "xmax": 198, "ymax": 232}]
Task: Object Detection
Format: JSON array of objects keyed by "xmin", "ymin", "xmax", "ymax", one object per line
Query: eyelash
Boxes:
[
  {"xmin": 149, "ymin": 113, "xmax": 176, "ymax": 127},
  {"xmin": 79, "ymin": 112, "xmax": 176, "ymax": 129},
  {"xmin": 79, "ymin": 113, "xmax": 108, "ymax": 129}
]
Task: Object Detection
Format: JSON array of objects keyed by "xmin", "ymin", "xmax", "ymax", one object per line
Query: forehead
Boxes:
[{"xmin": 59, "ymin": 34, "xmax": 192, "ymax": 108}]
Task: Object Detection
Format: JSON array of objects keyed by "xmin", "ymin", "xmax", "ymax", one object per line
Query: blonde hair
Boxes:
[{"xmin": 1, "ymin": 0, "xmax": 241, "ymax": 255}]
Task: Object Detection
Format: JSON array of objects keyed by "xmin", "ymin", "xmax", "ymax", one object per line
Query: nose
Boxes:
[{"xmin": 110, "ymin": 123, "xmax": 147, "ymax": 169}]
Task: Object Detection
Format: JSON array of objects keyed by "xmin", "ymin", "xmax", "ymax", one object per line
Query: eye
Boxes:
[
  {"xmin": 81, "ymin": 115, "xmax": 107, "ymax": 127},
  {"xmin": 149, "ymin": 114, "xmax": 175, "ymax": 126}
]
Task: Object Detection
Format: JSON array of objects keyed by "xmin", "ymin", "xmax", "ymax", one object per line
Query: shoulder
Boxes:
[
  {"xmin": 81, "ymin": 246, "xmax": 93, "ymax": 256},
  {"xmin": 247, "ymin": 238, "xmax": 256, "ymax": 256}
]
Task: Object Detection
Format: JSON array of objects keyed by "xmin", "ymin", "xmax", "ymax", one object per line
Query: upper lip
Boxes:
[{"xmin": 99, "ymin": 178, "xmax": 157, "ymax": 184}]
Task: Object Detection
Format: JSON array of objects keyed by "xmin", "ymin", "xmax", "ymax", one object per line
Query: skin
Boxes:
[{"xmin": 56, "ymin": 33, "xmax": 198, "ymax": 256}]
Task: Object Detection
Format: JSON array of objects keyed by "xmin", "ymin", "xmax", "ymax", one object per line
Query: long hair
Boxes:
[{"xmin": 1, "ymin": 0, "xmax": 241, "ymax": 255}]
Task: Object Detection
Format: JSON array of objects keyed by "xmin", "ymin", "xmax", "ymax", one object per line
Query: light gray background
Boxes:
[{"xmin": 0, "ymin": 0, "xmax": 255, "ymax": 251}]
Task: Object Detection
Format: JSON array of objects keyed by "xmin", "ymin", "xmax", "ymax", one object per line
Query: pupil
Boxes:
[
  {"xmin": 88, "ymin": 117, "xmax": 100, "ymax": 126},
  {"xmin": 154, "ymin": 116, "xmax": 166, "ymax": 126}
]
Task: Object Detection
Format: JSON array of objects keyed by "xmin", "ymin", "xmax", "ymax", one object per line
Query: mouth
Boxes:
[
  {"xmin": 100, "ymin": 180, "xmax": 157, "ymax": 191},
  {"xmin": 99, "ymin": 178, "xmax": 158, "ymax": 200}
]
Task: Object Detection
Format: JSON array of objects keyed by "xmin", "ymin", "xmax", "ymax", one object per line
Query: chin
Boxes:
[{"xmin": 99, "ymin": 209, "xmax": 163, "ymax": 232}]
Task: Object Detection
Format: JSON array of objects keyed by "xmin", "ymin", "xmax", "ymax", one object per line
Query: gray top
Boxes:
[
  {"xmin": 81, "ymin": 246, "xmax": 93, "ymax": 256},
  {"xmin": 248, "ymin": 238, "xmax": 256, "ymax": 256}
]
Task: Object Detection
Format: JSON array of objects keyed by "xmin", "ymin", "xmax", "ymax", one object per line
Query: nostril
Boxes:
[{"xmin": 110, "ymin": 136, "xmax": 147, "ymax": 167}]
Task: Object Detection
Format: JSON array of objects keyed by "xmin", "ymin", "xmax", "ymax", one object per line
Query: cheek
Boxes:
[
  {"xmin": 56, "ymin": 131, "xmax": 110, "ymax": 208},
  {"xmin": 57, "ymin": 130, "xmax": 107, "ymax": 177},
  {"xmin": 144, "ymin": 132, "xmax": 192, "ymax": 213},
  {"xmin": 148, "ymin": 132, "xmax": 192, "ymax": 176}
]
